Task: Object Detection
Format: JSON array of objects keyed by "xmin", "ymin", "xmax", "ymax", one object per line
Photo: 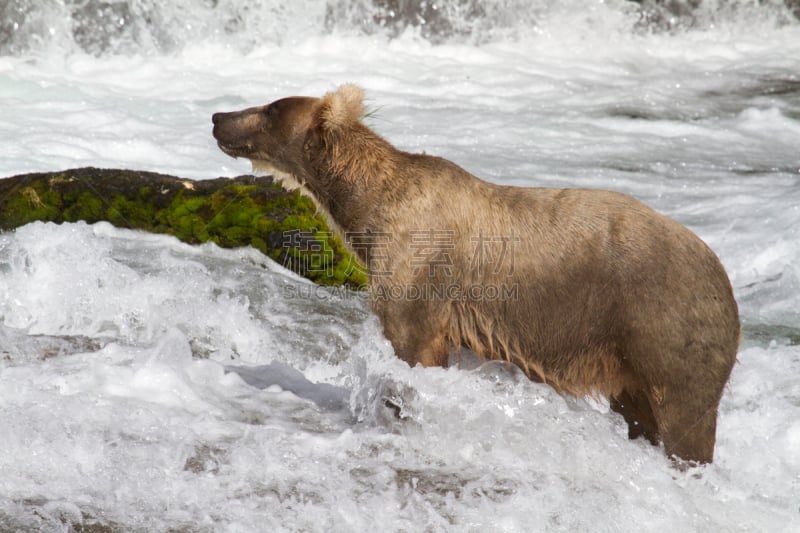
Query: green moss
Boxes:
[
  {"xmin": 170, "ymin": 212, "xmax": 210, "ymax": 243},
  {"xmin": 182, "ymin": 196, "xmax": 208, "ymax": 213},
  {"xmin": 250, "ymin": 235, "xmax": 267, "ymax": 254},
  {"xmin": 215, "ymin": 225, "xmax": 249, "ymax": 247},
  {"xmin": 106, "ymin": 195, "xmax": 156, "ymax": 229},
  {"xmin": 0, "ymin": 169, "xmax": 368, "ymax": 289},
  {"xmin": 63, "ymin": 192, "xmax": 104, "ymax": 223},
  {"xmin": 4, "ymin": 185, "xmax": 60, "ymax": 225}
]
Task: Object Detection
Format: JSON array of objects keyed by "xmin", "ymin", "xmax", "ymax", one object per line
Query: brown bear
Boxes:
[{"xmin": 212, "ymin": 84, "xmax": 740, "ymax": 465}]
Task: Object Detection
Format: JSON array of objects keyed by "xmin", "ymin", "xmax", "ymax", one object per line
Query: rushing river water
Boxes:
[{"xmin": 1, "ymin": 1, "xmax": 799, "ymax": 531}]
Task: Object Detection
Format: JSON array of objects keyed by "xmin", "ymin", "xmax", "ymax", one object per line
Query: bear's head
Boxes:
[
  {"xmin": 213, "ymin": 84, "xmax": 394, "ymax": 232},
  {"xmin": 212, "ymin": 84, "xmax": 367, "ymax": 188}
]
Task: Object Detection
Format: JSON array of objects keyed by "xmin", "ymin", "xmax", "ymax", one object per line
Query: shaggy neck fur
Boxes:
[
  {"xmin": 251, "ymin": 159, "xmax": 347, "ymax": 239},
  {"xmin": 299, "ymin": 85, "xmax": 400, "ymax": 246},
  {"xmin": 309, "ymin": 121, "xmax": 398, "ymax": 235}
]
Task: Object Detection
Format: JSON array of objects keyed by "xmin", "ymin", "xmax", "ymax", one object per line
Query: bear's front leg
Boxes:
[{"xmin": 373, "ymin": 299, "xmax": 450, "ymax": 369}]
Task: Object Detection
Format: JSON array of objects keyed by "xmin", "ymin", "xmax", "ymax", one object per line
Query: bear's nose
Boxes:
[{"xmin": 211, "ymin": 111, "xmax": 234, "ymax": 125}]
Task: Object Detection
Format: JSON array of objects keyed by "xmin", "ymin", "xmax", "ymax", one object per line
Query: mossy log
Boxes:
[{"xmin": 0, "ymin": 167, "xmax": 367, "ymax": 288}]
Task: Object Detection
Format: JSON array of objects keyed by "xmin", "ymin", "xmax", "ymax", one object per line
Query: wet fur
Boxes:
[{"xmin": 212, "ymin": 84, "xmax": 741, "ymax": 464}]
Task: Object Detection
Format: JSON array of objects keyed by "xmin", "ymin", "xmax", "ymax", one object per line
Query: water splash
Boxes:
[{"xmin": 1, "ymin": 0, "xmax": 797, "ymax": 56}]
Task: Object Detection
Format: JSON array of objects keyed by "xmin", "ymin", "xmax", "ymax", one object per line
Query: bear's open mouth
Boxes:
[{"xmin": 216, "ymin": 141, "xmax": 252, "ymax": 158}]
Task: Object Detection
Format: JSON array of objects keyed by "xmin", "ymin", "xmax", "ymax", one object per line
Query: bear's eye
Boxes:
[{"xmin": 261, "ymin": 106, "xmax": 278, "ymax": 131}]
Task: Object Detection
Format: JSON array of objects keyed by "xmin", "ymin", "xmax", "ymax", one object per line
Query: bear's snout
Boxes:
[
  {"xmin": 211, "ymin": 111, "xmax": 239, "ymax": 139},
  {"xmin": 212, "ymin": 110, "xmax": 255, "ymax": 157},
  {"xmin": 212, "ymin": 112, "xmax": 231, "ymax": 125}
]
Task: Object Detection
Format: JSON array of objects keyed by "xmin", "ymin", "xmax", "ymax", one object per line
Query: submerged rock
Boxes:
[{"xmin": 0, "ymin": 167, "xmax": 366, "ymax": 288}]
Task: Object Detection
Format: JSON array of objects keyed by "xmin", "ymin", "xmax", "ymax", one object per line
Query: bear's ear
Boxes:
[{"xmin": 318, "ymin": 84, "xmax": 365, "ymax": 131}]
